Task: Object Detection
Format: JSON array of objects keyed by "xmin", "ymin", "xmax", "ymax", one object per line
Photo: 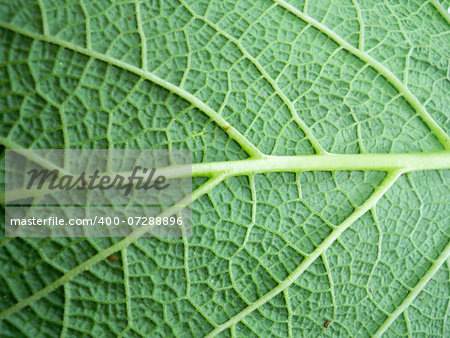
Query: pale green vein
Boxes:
[
  {"xmin": 373, "ymin": 239, "xmax": 450, "ymax": 337},
  {"xmin": 182, "ymin": 210, "xmax": 191, "ymax": 297},
  {"xmin": 185, "ymin": 151, "xmax": 450, "ymax": 176},
  {"xmin": 284, "ymin": 289, "xmax": 293, "ymax": 338},
  {"xmin": 2, "ymin": 135, "xmax": 450, "ymax": 202},
  {"xmin": 79, "ymin": 0, "xmax": 91, "ymax": 49},
  {"xmin": 0, "ymin": 175, "xmax": 225, "ymax": 321},
  {"xmin": 403, "ymin": 47, "xmax": 414, "ymax": 85},
  {"xmin": 4, "ymin": 136, "xmax": 450, "ymax": 177},
  {"xmin": 322, "ymin": 253, "xmax": 336, "ymax": 322},
  {"xmin": 351, "ymin": 0, "xmax": 365, "ymax": 50},
  {"xmin": 349, "ymin": 94, "xmax": 365, "ymax": 153},
  {"xmin": 230, "ymin": 325, "xmax": 236, "ymax": 338},
  {"xmin": 0, "ymin": 137, "xmax": 71, "ymax": 175},
  {"xmin": 205, "ymin": 171, "xmax": 402, "ymax": 337},
  {"xmin": 403, "ymin": 310, "xmax": 412, "ymax": 338},
  {"xmin": 368, "ymin": 208, "xmax": 383, "ymax": 288},
  {"xmin": 134, "ymin": 0, "xmax": 147, "ymax": 70},
  {"xmin": 179, "ymin": 29, "xmax": 191, "ymax": 88},
  {"xmin": 446, "ymin": 261, "xmax": 450, "ymax": 334},
  {"xmin": 119, "ymin": 248, "xmax": 133, "ymax": 336},
  {"xmin": 429, "ymin": 0, "xmax": 450, "ymax": 24},
  {"xmin": 0, "ymin": 22, "xmax": 263, "ymax": 159},
  {"xmin": 180, "ymin": 0, "xmax": 327, "ymax": 154},
  {"xmin": 37, "ymin": 0, "xmax": 49, "ymax": 35},
  {"xmin": 61, "ymin": 284, "xmax": 70, "ymax": 337},
  {"xmin": 273, "ymin": 0, "xmax": 450, "ymax": 150},
  {"xmin": 3, "ymin": 147, "xmax": 450, "ymax": 204}
]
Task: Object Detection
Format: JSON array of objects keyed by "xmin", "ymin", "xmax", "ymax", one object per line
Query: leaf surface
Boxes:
[{"xmin": 0, "ymin": 0, "xmax": 449, "ymax": 336}]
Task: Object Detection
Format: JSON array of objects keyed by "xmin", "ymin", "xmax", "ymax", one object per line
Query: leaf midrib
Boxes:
[
  {"xmin": 3, "ymin": 136, "xmax": 449, "ymax": 203},
  {"xmin": 3, "ymin": 137, "xmax": 449, "ymax": 176}
]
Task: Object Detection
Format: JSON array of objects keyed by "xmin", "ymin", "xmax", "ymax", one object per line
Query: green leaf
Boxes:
[{"xmin": 0, "ymin": 0, "xmax": 449, "ymax": 337}]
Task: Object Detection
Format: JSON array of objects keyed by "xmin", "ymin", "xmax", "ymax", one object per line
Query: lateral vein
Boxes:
[
  {"xmin": 180, "ymin": 0, "xmax": 327, "ymax": 154},
  {"xmin": 373, "ymin": 239, "xmax": 450, "ymax": 337},
  {"xmin": 205, "ymin": 171, "xmax": 402, "ymax": 337},
  {"xmin": 0, "ymin": 22, "xmax": 263, "ymax": 159},
  {"xmin": 273, "ymin": 0, "xmax": 450, "ymax": 150},
  {"xmin": 0, "ymin": 175, "xmax": 225, "ymax": 321}
]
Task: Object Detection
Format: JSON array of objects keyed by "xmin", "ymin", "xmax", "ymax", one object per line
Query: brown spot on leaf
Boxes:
[
  {"xmin": 107, "ymin": 254, "xmax": 119, "ymax": 262},
  {"xmin": 324, "ymin": 320, "xmax": 330, "ymax": 328}
]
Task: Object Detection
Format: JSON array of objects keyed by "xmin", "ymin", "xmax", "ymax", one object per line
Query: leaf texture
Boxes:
[{"xmin": 0, "ymin": 0, "xmax": 449, "ymax": 337}]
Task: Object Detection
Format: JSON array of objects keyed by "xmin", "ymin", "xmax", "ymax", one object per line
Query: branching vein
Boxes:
[
  {"xmin": 180, "ymin": 0, "xmax": 327, "ymax": 154},
  {"xmin": 205, "ymin": 171, "xmax": 402, "ymax": 336},
  {"xmin": 0, "ymin": 22, "xmax": 263, "ymax": 159},
  {"xmin": 273, "ymin": 0, "xmax": 450, "ymax": 150}
]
